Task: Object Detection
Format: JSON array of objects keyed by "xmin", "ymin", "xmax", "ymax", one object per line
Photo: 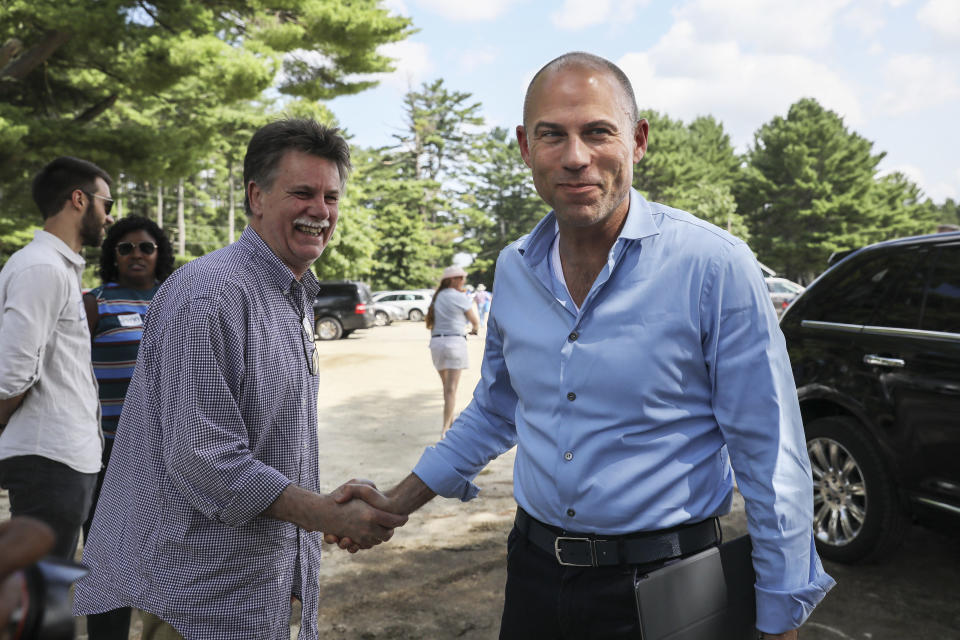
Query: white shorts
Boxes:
[{"xmin": 430, "ymin": 335, "xmax": 469, "ymax": 370}]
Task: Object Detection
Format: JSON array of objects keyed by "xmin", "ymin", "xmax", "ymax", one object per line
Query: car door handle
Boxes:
[{"xmin": 863, "ymin": 354, "xmax": 905, "ymax": 368}]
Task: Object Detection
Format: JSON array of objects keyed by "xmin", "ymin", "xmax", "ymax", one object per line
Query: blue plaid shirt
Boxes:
[{"xmin": 75, "ymin": 227, "xmax": 322, "ymax": 639}]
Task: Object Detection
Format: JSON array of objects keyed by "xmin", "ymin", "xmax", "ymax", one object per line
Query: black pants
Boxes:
[
  {"xmin": 499, "ymin": 526, "xmax": 648, "ymax": 640},
  {"xmin": 0, "ymin": 454, "xmax": 97, "ymax": 559}
]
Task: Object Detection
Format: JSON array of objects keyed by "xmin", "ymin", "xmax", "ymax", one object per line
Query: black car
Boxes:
[
  {"xmin": 312, "ymin": 280, "xmax": 375, "ymax": 340},
  {"xmin": 780, "ymin": 231, "xmax": 960, "ymax": 563}
]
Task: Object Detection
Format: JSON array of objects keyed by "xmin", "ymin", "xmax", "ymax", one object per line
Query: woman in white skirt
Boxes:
[{"xmin": 426, "ymin": 265, "xmax": 480, "ymax": 437}]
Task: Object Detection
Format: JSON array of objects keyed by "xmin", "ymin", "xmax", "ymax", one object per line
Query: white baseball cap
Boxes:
[{"xmin": 442, "ymin": 265, "xmax": 467, "ymax": 279}]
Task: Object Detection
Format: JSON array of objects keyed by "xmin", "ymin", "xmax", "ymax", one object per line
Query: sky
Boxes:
[{"xmin": 326, "ymin": 0, "xmax": 960, "ymax": 204}]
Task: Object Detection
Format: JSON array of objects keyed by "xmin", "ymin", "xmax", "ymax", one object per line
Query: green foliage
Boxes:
[
  {"xmin": 737, "ymin": 98, "xmax": 939, "ymax": 281},
  {"xmin": 458, "ymin": 127, "xmax": 548, "ymax": 285},
  {"xmin": 0, "ymin": 0, "xmax": 412, "ymax": 236},
  {"xmin": 632, "ymin": 112, "xmax": 747, "ymax": 240}
]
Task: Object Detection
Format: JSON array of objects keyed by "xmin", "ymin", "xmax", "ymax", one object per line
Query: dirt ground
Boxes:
[{"xmin": 2, "ymin": 320, "xmax": 957, "ymax": 639}]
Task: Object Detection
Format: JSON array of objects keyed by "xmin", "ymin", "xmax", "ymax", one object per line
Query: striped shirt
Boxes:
[
  {"xmin": 89, "ymin": 282, "xmax": 158, "ymax": 437},
  {"xmin": 74, "ymin": 227, "xmax": 323, "ymax": 639}
]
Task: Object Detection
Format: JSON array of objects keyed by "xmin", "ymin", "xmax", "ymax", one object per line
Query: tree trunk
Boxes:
[
  {"xmin": 0, "ymin": 39, "xmax": 22, "ymax": 69},
  {"xmin": 156, "ymin": 182, "xmax": 163, "ymax": 229},
  {"xmin": 228, "ymin": 164, "xmax": 236, "ymax": 243},
  {"xmin": 0, "ymin": 31, "xmax": 71, "ymax": 81},
  {"xmin": 176, "ymin": 178, "xmax": 185, "ymax": 257}
]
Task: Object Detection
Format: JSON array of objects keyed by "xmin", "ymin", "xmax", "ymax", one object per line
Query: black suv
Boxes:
[
  {"xmin": 312, "ymin": 281, "xmax": 375, "ymax": 340},
  {"xmin": 780, "ymin": 231, "xmax": 960, "ymax": 563}
]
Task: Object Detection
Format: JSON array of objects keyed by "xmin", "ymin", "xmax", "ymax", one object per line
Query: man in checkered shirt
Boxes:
[{"xmin": 74, "ymin": 119, "xmax": 406, "ymax": 639}]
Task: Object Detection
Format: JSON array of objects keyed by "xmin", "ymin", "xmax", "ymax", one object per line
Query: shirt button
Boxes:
[
  {"xmin": 567, "ymin": 392, "xmax": 576, "ymax": 401},
  {"xmin": 567, "ymin": 508, "xmax": 576, "ymax": 517},
  {"xmin": 568, "ymin": 331, "xmax": 579, "ymax": 341},
  {"xmin": 564, "ymin": 451, "xmax": 573, "ymax": 461}
]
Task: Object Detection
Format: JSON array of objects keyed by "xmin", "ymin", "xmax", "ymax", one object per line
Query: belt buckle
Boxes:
[{"xmin": 554, "ymin": 536, "xmax": 596, "ymax": 567}]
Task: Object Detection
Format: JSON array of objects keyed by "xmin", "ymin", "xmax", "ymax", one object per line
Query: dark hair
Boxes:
[
  {"xmin": 98, "ymin": 216, "xmax": 174, "ymax": 284},
  {"xmin": 31, "ymin": 156, "xmax": 112, "ymax": 220},
  {"xmin": 523, "ymin": 52, "xmax": 639, "ymax": 128},
  {"xmin": 242, "ymin": 118, "xmax": 352, "ymax": 216},
  {"xmin": 425, "ymin": 277, "xmax": 463, "ymax": 331}
]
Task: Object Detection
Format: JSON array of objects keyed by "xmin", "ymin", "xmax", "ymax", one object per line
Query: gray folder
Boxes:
[{"xmin": 633, "ymin": 535, "xmax": 759, "ymax": 640}]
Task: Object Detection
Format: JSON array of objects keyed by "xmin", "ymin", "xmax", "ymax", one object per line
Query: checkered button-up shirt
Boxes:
[{"xmin": 75, "ymin": 227, "xmax": 323, "ymax": 639}]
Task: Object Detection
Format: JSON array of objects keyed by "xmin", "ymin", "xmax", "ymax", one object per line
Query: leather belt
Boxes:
[
  {"xmin": 515, "ymin": 507, "xmax": 720, "ymax": 567},
  {"xmin": 431, "ymin": 333, "xmax": 465, "ymax": 338}
]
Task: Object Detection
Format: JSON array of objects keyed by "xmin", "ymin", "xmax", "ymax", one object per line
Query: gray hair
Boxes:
[{"xmin": 243, "ymin": 119, "xmax": 351, "ymax": 216}]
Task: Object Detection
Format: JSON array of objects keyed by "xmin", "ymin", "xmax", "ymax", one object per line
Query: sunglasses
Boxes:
[
  {"xmin": 116, "ymin": 241, "xmax": 157, "ymax": 256},
  {"xmin": 83, "ymin": 191, "xmax": 114, "ymax": 215}
]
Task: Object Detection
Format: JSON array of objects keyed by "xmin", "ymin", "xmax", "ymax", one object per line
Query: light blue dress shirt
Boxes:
[{"xmin": 413, "ymin": 189, "xmax": 835, "ymax": 633}]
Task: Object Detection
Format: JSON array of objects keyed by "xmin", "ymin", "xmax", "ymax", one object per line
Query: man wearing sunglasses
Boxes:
[
  {"xmin": 75, "ymin": 120, "xmax": 405, "ymax": 640},
  {"xmin": 0, "ymin": 156, "xmax": 114, "ymax": 562}
]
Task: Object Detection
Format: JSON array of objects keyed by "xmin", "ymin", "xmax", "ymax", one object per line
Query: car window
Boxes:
[
  {"xmin": 808, "ymin": 250, "xmax": 916, "ymax": 325},
  {"xmin": 866, "ymin": 248, "xmax": 930, "ymax": 330},
  {"xmin": 920, "ymin": 245, "xmax": 960, "ymax": 334}
]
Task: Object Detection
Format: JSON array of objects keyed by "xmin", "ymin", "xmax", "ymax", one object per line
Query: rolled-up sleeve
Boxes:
[
  {"xmin": 158, "ymin": 297, "xmax": 290, "ymax": 527},
  {"xmin": 701, "ymin": 242, "xmax": 835, "ymax": 633},
  {"xmin": 0, "ymin": 264, "xmax": 64, "ymax": 398}
]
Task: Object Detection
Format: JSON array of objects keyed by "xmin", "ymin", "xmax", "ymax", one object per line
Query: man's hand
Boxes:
[
  {"xmin": 0, "ymin": 392, "xmax": 27, "ymax": 426},
  {"xmin": 322, "ymin": 481, "xmax": 407, "ymax": 551},
  {"xmin": 324, "ymin": 473, "xmax": 436, "ymax": 552},
  {"xmin": 323, "ymin": 479, "xmax": 404, "ymax": 553},
  {"xmin": 263, "ymin": 483, "xmax": 406, "ymax": 549},
  {"xmin": 0, "ymin": 517, "xmax": 55, "ymax": 629}
]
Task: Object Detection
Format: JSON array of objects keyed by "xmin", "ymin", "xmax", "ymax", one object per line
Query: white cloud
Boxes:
[
  {"xmin": 881, "ymin": 164, "xmax": 958, "ymax": 202},
  {"xmin": 841, "ymin": 2, "xmax": 886, "ymax": 37},
  {"xmin": 917, "ymin": 0, "xmax": 960, "ymax": 41},
  {"xmin": 617, "ymin": 21, "xmax": 863, "ymax": 150},
  {"xmin": 365, "ymin": 41, "xmax": 434, "ymax": 91},
  {"xmin": 415, "ymin": 0, "xmax": 519, "ymax": 21},
  {"xmin": 382, "ymin": 0, "xmax": 410, "ymax": 17},
  {"xmin": 550, "ymin": 0, "xmax": 651, "ymax": 31},
  {"xmin": 879, "ymin": 54, "xmax": 960, "ymax": 115},
  {"xmin": 459, "ymin": 47, "xmax": 498, "ymax": 72},
  {"xmin": 673, "ymin": 0, "xmax": 853, "ymax": 53}
]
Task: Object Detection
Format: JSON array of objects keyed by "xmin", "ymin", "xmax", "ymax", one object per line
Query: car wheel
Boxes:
[
  {"xmin": 341, "ymin": 330, "xmax": 354, "ymax": 339},
  {"xmin": 374, "ymin": 310, "xmax": 390, "ymax": 326},
  {"xmin": 315, "ymin": 317, "xmax": 343, "ymax": 341},
  {"xmin": 806, "ymin": 415, "xmax": 907, "ymax": 563},
  {"xmin": 408, "ymin": 308, "xmax": 424, "ymax": 322}
]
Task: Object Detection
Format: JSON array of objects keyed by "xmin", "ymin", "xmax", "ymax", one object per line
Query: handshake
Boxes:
[{"xmin": 319, "ymin": 478, "xmax": 412, "ymax": 554}]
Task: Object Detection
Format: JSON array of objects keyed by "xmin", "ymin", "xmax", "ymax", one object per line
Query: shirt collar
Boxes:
[
  {"xmin": 34, "ymin": 229, "xmax": 85, "ymax": 269},
  {"xmin": 517, "ymin": 188, "xmax": 661, "ymax": 265},
  {"xmin": 238, "ymin": 226, "xmax": 320, "ymax": 300}
]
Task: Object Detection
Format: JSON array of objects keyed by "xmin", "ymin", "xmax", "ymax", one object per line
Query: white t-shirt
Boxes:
[
  {"xmin": 431, "ymin": 288, "xmax": 472, "ymax": 335},
  {"xmin": 0, "ymin": 230, "xmax": 102, "ymax": 473}
]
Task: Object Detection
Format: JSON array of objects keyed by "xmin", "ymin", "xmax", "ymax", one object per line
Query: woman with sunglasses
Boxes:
[{"xmin": 80, "ymin": 215, "xmax": 173, "ymax": 640}]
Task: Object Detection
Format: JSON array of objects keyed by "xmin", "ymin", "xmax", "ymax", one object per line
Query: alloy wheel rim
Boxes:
[
  {"xmin": 808, "ymin": 436, "xmax": 867, "ymax": 547},
  {"xmin": 317, "ymin": 320, "xmax": 338, "ymax": 340}
]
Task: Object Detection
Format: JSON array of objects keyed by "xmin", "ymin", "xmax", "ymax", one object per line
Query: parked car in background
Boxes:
[
  {"xmin": 765, "ymin": 276, "xmax": 805, "ymax": 315},
  {"xmin": 370, "ymin": 300, "xmax": 404, "ymax": 326},
  {"xmin": 780, "ymin": 231, "xmax": 960, "ymax": 563},
  {"xmin": 312, "ymin": 280, "xmax": 375, "ymax": 340},
  {"xmin": 371, "ymin": 290, "xmax": 431, "ymax": 322}
]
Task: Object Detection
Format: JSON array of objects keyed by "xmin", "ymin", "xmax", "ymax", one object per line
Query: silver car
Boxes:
[
  {"xmin": 371, "ymin": 290, "xmax": 431, "ymax": 322},
  {"xmin": 765, "ymin": 277, "xmax": 805, "ymax": 316}
]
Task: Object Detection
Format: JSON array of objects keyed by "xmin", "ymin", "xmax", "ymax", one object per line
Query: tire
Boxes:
[
  {"xmin": 314, "ymin": 317, "xmax": 343, "ymax": 341},
  {"xmin": 806, "ymin": 415, "xmax": 907, "ymax": 563},
  {"xmin": 374, "ymin": 310, "xmax": 390, "ymax": 327},
  {"xmin": 341, "ymin": 330, "xmax": 354, "ymax": 339},
  {"xmin": 408, "ymin": 308, "xmax": 424, "ymax": 322}
]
